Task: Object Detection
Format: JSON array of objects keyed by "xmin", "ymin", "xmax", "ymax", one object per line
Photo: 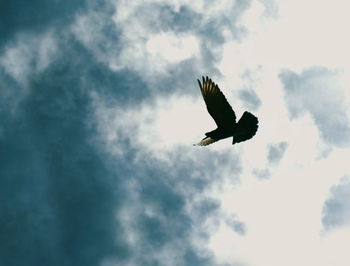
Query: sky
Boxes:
[{"xmin": 1, "ymin": 0, "xmax": 350, "ymax": 265}]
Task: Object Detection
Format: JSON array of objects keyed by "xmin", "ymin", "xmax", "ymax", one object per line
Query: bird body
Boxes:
[{"xmin": 195, "ymin": 76, "xmax": 258, "ymax": 146}]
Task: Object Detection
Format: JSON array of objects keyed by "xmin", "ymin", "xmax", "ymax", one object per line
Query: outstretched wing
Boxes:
[
  {"xmin": 232, "ymin": 111, "xmax": 258, "ymax": 144},
  {"xmin": 197, "ymin": 76, "xmax": 236, "ymax": 129}
]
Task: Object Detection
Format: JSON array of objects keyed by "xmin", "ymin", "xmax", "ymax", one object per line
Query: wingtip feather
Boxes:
[{"xmin": 197, "ymin": 79, "xmax": 202, "ymax": 90}]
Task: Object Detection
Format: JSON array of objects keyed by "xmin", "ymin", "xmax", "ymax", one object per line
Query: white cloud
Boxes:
[
  {"xmin": 91, "ymin": 89, "xmax": 225, "ymax": 159},
  {"xmin": 237, "ymin": 0, "xmax": 265, "ymax": 33},
  {"xmin": 111, "ymin": 5, "xmax": 201, "ymax": 74},
  {"xmin": 0, "ymin": 39, "xmax": 33, "ymax": 84},
  {"xmin": 0, "ymin": 31, "xmax": 58, "ymax": 84},
  {"xmin": 92, "ymin": 89, "xmax": 245, "ymax": 266},
  {"xmin": 280, "ymin": 68, "xmax": 350, "ymax": 148},
  {"xmin": 0, "ymin": 31, "xmax": 59, "ymax": 116},
  {"xmin": 104, "ymin": 0, "xmax": 252, "ymax": 76},
  {"xmin": 36, "ymin": 33, "xmax": 58, "ymax": 72},
  {"xmin": 220, "ymin": 0, "xmax": 350, "ymax": 74},
  {"xmin": 199, "ymin": 1, "xmax": 350, "ymax": 264},
  {"xmin": 146, "ymin": 33, "xmax": 199, "ymax": 64},
  {"xmin": 208, "ymin": 153, "xmax": 350, "ymax": 266},
  {"xmin": 90, "ymin": 0, "xmax": 350, "ymax": 265},
  {"xmin": 91, "ymin": 83, "xmax": 341, "ymax": 265}
]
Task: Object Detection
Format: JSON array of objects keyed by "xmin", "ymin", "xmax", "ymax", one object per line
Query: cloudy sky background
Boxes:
[{"xmin": 1, "ymin": 0, "xmax": 350, "ymax": 265}]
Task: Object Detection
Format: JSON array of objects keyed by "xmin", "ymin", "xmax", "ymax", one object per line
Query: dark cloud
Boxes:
[
  {"xmin": 0, "ymin": 0, "xmax": 86, "ymax": 46},
  {"xmin": 322, "ymin": 179, "xmax": 350, "ymax": 230},
  {"xmin": 267, "ymin": 142, "xmax": 288, "ymax": 165},
  {"xmin": 0, "ymin": 27, "xmax": 242, "ymax": 266},
  {"xmin": 0, "ymin": 70, "xmax": 24, "ymax": 112},
  {"xmin": 0, "ymin": 0, "xmax": 254, "ymax": 264},
  {"xmin": 133, "ymin": 3, "xmax": 201, "ymax": 34},
  {"xmin": 88, "ymin": 144, "xmax": 242, "ymax": 266},
  {"xmin": 132, "ymin": 1, "xmax": 251, "ymax": 39},
  {"xmin": 118, "ymin": 0, "xmax": 251, "ymax": 81},
  {"xmin": 279, "ymin": 67, "xmax": 350, "ymax": 147},
  {"xmin": 150, "ymin": 58, "xmax": 206, "ymax": 97},
  {"xmin": 109, "ymin": 150, "xmax": 235, "ymax": 266},
  {"xmin": 0, "ymin": 37, "xmax": 132, "ymax": 266}
]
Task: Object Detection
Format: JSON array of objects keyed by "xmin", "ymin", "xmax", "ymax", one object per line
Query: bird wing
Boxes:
[{"xmin": 197, "ymin": 76, "xmax": 236, "ymax": 129}]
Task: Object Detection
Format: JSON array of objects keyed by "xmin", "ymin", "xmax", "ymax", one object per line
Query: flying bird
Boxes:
[{"xmin": 195, "ymin": 76, "xmax": 258, "ymax": 146}]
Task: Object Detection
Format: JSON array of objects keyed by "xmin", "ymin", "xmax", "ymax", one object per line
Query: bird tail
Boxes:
[
  {"xmin": 232, "ymin": 111, "xmax": 259, "ymax": 144},
  {"xmin": 194, "ymin": 136, "xmax": 218, "ymax": 146}
]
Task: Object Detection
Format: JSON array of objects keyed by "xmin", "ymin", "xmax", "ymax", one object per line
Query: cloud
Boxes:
[
  {"xmin": 0, "ymin": 0, "xmax": 86, "ymax": 46},
  {"xmin": 146, "ymin": 33, "xmax": 200, "ymax": 63},
  {"xmin": 0, "ymin": 47, "xmax": 129, "ymax": 265},
  {"xmin": 257, "ymin": 0, "xmax": 279, "ymax": 17},
  {"xmin": 322, "ymin": 178, "xmax": 350, "ymax": 230},
  {"xmin": 72, "ymin": 0, "xmax": 254, "ymax": 80},
  {"xmin": 1, "ymin": 1, "xmax": 254, "ymax": 264},
  {"xmin": 90, "ymin": 80, "xmax": 245, "ymax": 265},
  {"xmin": 226, "ymin": 215, "xmax": 247, "ymax": 236},
  {"xmin": 2, "ymin": 37, "xmax": 231, "ymax": 265},
  {"xmin": 280, "ymin": 67, "xmax": 350, "ymax": 148},
  {"xmin": 7, "ymin": 0, "xmax": 350, "ymax": 266},
  {"xmin": 238, "ymin": 89, "xmax": 261, "ymax": 111},
  {"xmin": 251, "ymin": 142, "xmax": 287, "ymax": 180},
  {"xmin": 0, "ymin": 31, "xmax": 59, "ymax": 85},
  {"xmin": 267, "ymin": 141, "xmax": 288, "ymax": 165},
  {"xmin": 233, "ymin": 67, "xmax": 263, "ymax": 112},
  {"xmin": 252, "ymin": 168, "xmax": 270, "ymax": 179},
  {"xmin": 0, "ymin": 0, "xmax": 88, "ymax": 110}
]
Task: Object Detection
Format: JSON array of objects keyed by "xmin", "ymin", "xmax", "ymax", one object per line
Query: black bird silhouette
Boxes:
[{"xmin": 195, "ymin": 76, "xmax": 258, "ymax": 146}]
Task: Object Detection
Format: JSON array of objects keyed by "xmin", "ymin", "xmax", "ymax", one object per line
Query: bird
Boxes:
[{"xmin": 195, "ymin": 76, "xmax": 258, "ymax": 146}]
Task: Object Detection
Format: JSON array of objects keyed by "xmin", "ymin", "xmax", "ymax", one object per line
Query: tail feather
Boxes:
[
  {"xmin": 194, "ymin": 136, "xmax": 218, "ymax": 146},
  {"xmin": 232, "ymin": 111, "xmax": 258, "ymax": 144}
]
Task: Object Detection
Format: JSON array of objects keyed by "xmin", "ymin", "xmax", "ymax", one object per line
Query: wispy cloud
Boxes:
[
  {"xmin": 267, "ymin": 141, "xmax": 288, "ymax": 165},
  {"xmin": 280, "ymin": 67, "xmax": 350, "ymax": 148},
  {"xmin": 322, "ymin": 178, "xmax": 350, "ymax": 230}
]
